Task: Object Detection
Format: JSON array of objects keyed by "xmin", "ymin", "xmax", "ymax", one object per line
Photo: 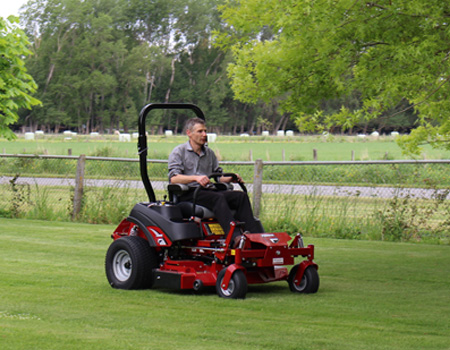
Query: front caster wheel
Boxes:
[
  {"xmin": 288, "ymin": 265, "xmax": 319, "ymax": 294},
  {"xmin": 216, "ymin": 269, "xmax": 247, "ymax": 299}
]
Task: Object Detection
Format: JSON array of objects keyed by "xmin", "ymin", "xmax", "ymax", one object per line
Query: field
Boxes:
[
  {"xmin": 2, "ymin": 134, "xmax": 450, "ymax": 161},
  {"xmin": 1, "ymin": 218, "xmax": 449, "ymax": 350}
]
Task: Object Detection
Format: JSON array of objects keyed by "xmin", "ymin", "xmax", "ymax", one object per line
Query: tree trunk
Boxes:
[
  {"xmin": 164, "ymin": 58, "xmax": 177, "ymax": 103},
  {"xmin": 273, "ymin": 114, "xmax": 286, "ymax": 133}
]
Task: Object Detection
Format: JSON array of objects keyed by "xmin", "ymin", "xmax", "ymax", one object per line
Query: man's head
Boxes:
[{"xmin": 185, "ymin": 118, "xmax": 207, "ymax": 149}]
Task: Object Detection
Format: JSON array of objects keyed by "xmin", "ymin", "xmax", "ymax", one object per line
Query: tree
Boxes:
[
  {"xmin": 216, "ymin": 0, "xmax": 450, "ymax": 153},
  {"xmin": 0, "ymin": 16, "xmax": 40, "ymax": 138},
  {"xmin": 20, "ymin": 0, "xmax": 242, "ymax": 134}
]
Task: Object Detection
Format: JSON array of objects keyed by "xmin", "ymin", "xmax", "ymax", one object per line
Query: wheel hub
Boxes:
[
  {"xmin": 220, "ymin": 279, "xmax": 235, "ymax": 297},
  {"xmin": 113, "ymin": 249, "xmax": 132, "ymax": 282}
]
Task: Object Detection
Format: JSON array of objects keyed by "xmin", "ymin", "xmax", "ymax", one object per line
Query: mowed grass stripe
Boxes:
[{"xmin": 0, "ymin": 218, "xmax": 448, "ymax": 350}]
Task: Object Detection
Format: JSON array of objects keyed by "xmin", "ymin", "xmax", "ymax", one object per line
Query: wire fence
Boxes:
[{"xmin": 0, "ymin": 154, "xmax": 449, "ymax": 244}]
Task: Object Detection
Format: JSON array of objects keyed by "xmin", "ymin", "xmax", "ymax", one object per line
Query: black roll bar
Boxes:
[{"xmin": 137, "ymin": 103, "xmax": 205, "ymax": 203}]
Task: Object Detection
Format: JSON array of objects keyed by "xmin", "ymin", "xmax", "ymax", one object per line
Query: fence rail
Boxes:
[{"xmin": 1, "ymin": 154, "xmax": 449, "ymax": 243}]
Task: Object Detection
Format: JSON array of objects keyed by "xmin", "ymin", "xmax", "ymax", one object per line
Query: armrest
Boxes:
[{"xmin": 167, "ymin": 183, "xmax": 191, "ymax": 195}]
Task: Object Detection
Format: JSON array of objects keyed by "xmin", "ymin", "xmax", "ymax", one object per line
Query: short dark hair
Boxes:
[{"xmin": 185, "ymin": 118, "xmax": 205, "ymax": 133}]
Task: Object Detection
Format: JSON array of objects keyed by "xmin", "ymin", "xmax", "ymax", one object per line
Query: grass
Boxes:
[
  {"xmin": 2, "ymin": 134, "xmax": 450, "ymax": 161},
  {"xmin": 1, "ymin": 218, "xmax": 449, "ymax": 350}
]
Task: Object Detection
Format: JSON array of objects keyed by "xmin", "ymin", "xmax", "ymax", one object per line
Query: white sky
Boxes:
[{"xmin": 0, "ymin": 0, "xmax": 28, "ymax": 19}]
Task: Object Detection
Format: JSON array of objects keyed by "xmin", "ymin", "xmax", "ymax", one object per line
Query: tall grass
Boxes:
[
  {"xmin": 260, "ymin": 191, "xmax": 450, "ymax": 244},
  {"xmin": 79, "ymin": 186, "xmax": 151, "ymax": 224},
  {"xmin": 27, "ymin": 185, "xmax": 66, "ymax": 221},
  {"xmin": 261, "ymin": 192, "xmax": 378, "ymax": 239}
]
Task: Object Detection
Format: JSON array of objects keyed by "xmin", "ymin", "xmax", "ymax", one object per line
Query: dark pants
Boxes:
[{"xmin": 180, "ymin": 189, "xmax": 263, "ymax": 234}]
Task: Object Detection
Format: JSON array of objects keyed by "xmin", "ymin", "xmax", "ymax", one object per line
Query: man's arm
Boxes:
[{"xmin": 170, "ymin": 174, "xmax": 211, "ymax": 187}]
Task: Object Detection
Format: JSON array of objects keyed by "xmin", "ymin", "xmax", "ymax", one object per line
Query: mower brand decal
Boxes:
[
  {"xmin": 149, "ymin": 228, "xmax": 169, "ymax": 246},
  {"xmin": 149, "ymin": 228, "xmax": 163, "ymax": 238},
  {"xmin": 261, "ymin": 234, "xmax": 274, "ymax": 237},
  {"xmin": 273, "ymin": 257, "xmax": 284, "ymax": 265},
  {"xmin": 270, "ymin": 238, "xmax": 279, "ymax": 243}
]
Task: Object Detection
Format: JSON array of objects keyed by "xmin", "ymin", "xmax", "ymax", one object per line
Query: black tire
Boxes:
[
  {"xmin": 288, "ymin": 265, "xmax": 319, "ymax": 294},
  {"xmin": 216, "ymin": 268, "xmax": 247, "ymax": 299},
  {"xmin": 105, "ymin": 236, "xmax": 158, "ymax": 290}
]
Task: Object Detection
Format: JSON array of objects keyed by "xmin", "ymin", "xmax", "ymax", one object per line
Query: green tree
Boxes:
[
  {"xmin": 217, "ymin": 0, "xmax": 450, "ymax": 152},
  {"xmin": 0, "ymin": 16, "xmax": 40, "ymax": 138},
  {"xmin": 21, "ymin": 0, "xmax": 238, "ymax": 134}
]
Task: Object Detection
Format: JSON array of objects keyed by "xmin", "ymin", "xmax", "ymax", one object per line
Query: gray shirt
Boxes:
[{"xmin": 168, "ymin": 141, "xmax": 221, "ymax": 184}]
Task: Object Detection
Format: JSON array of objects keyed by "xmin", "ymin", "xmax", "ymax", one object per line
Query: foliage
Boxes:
[
  {"xmin": 19, "ymin": 0, "xmax": 270, "ymax": 134},
  {"xmin": 0, "ymin": 16, "xmax": 41, "ymax": 139},
  {"xmin": 216, "ymin": 0, "xmax": 450, "ymax": 152}
]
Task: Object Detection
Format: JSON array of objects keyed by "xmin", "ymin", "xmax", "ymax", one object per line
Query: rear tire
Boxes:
[
  {"xmin": 288, "ymin": 265, "xmax": 319, "ymax": 294},
  {"xmin": 105, "ymin": 236, "xmax": 158, "ymax": 289},
  {"xmin": 216, "ymin": 268, "xmax": 247, "ymax": 299}
]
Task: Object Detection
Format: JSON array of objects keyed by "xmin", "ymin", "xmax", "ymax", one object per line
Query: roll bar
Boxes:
[{"xmin": 137, "ymin": 103, "xmax": 205, "ymax": 203}]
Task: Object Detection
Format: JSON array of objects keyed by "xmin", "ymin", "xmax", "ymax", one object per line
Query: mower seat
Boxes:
[
  {"xmin": 177, "ymin": 201, "xmax": 215, "ymax": 219},
  {"xmin": 167, "ymin": 183, "xmax": 215, "ymax": 219}
]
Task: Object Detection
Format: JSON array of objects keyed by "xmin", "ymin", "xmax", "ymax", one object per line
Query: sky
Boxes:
[{"xmin": 0, "ymin": 0, "xmax": 28, "ymax": 19}]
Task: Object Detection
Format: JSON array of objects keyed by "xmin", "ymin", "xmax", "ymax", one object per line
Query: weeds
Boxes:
[
  {"xmin": 376, "ymin": 187, "xmax": 450, "ymax": 243},
  {"xmin": 8, "ymin": 175, "xmax": 31, "ymax": 218},
  {"xmin": 1, "ymin": 176, "xmax": 69, "ymax": 220}
]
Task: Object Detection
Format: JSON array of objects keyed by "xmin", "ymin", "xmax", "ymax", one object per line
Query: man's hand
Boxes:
[
  {"xmin": 220, "ymin": 174, "xmax": 244, "ymax": 184},
  {"xmin": 195, "ymin": 175, "xmax": 211, "ymax": 187}
]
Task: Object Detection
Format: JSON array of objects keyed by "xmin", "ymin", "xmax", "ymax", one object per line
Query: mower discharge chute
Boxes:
[{"xmin": 105, "ymin": 103, "xmax": 319, "ymax": 298}]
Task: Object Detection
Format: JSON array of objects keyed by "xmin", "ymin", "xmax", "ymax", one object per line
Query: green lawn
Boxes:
[{"xmin": 1, "ymin": 218, "xmax": 448, "ymax": 350}]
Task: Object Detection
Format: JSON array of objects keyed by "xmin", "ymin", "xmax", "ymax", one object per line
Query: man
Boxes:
[{"xmin": 168, "ymin": 117, "xmax": 263, "ymax": 234}]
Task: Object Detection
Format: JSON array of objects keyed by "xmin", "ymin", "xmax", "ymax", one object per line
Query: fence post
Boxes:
[
  {"xmin": 252, "ymin": 159, "xmax": 263, "ymax": 218},
  {"xmin": 72, "ymin": 154, "xmax": 86, "ymax": 220}
]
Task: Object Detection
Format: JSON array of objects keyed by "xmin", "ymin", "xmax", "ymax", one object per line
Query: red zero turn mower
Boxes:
[{"xmin": 105, "ymin": 103, "xmax": 319, "ymax": 298}]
